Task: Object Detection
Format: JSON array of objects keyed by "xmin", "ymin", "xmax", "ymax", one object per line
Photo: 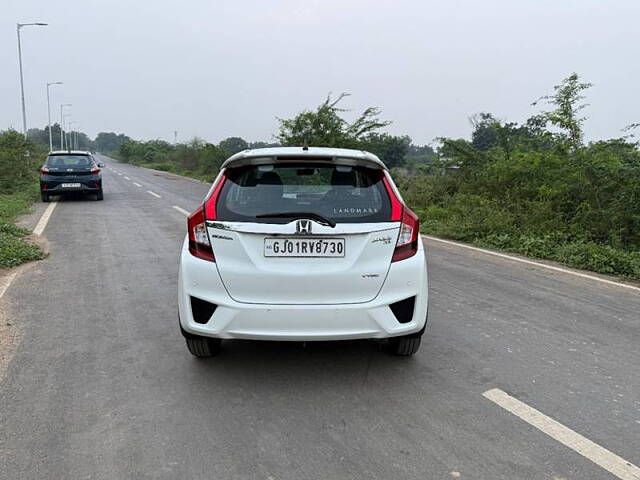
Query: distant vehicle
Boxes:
[
  {"xmin": 40, "ymin": 150, "xmax": 104, "ymax": 201},
  {"xmin": 178, "ymin": 147, "xmax": 429, "ymax": 357}
]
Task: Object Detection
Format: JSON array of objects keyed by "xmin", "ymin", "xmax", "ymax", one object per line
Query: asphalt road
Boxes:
[{"xmin": 1, "ymin": 156, "xmax": 638, "ymax": 480}]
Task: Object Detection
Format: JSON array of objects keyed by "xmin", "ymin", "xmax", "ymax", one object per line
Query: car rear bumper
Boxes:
[
  {"xmin": 178, "ymin": 237, "xmax": 429, "ymax": 341},
  {"xmin": 41, "ymin": 180, "xmax": 101, "ymax": 193}
]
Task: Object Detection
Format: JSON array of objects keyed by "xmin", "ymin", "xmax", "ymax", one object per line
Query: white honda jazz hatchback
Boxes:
[{"xmin": 178, "ymin": 147, "xmax": 428, "ymax": 357}]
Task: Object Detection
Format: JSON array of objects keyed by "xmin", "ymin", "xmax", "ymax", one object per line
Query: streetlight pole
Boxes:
[
  {"xmin": 46, "ymin": 81, "xmax": 62, "ymax": 151},
  {"xmin": 59, "ymin": 104, "xmax": 71, "ymax": 149},
  {"xmin": 17, "ymin": 22, "xmax": 48, "ymax": 137},
  {"xmin": 68, "ymin": 121, "xmax": 78, "ymax": 150},
  {"xmin": 62, "ymin": 113, "xmax": 71, "ymax": 150}
]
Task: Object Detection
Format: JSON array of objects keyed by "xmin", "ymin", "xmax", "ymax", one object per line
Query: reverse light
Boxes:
[
  {"xmin": 187, "ymin": 207, "xmax": 214, "ymax": 262},
  {"xmin": 383, "ymin": 173, "xmax": 420, "ymax": 262}
]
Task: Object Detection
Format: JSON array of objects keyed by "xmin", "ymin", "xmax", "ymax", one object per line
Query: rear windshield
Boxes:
[
  {"xmin": 216, "ymin": 163, "xmax": 391, "ymax": 224},
  {"xmin": 46, "ymin": 155, "xmax": 92, "ymax": 167}
]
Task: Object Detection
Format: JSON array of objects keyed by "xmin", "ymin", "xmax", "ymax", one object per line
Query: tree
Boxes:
[
  {"xmin": 94, "ymin": 132, "xmax": 131, "ymax": 153},
  {"xmin": 360, "ymin": 133, "xmax": 411, "ymax": 169},
  {"xmin": 218, "ymin": 137, "xmax": 248, "ymax": 155},
  {"xmin": 276, "ymin": 93, "xmax": 391, "ymax": 148},
  {"xmin": 26, "ymin": 123, "xmax": 64, "ymax": 149},
  {"xmin": 248, "ymin": 141, "xmax": 280, "ymax": 149},
  {"xmin": 532, "ymin": 73, "xmax": 593, "ymax": 149},
  {"xmin": 470, "ymin": 113, "xmax": 501, "ymax": 151}
]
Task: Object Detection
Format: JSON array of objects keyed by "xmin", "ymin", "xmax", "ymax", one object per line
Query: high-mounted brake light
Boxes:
[
  {"xmin": 187, "ymin": 206, "xmax": 214, "ymax": 262},
  {"xmin": 383, "ymin": 172, "xmax": 420, "ymax": 262}
]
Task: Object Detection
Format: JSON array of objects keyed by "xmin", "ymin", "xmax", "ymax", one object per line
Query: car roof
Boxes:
[{"xmin": 221, "ymin": 147, "xmax": 387, "ymax": 170}]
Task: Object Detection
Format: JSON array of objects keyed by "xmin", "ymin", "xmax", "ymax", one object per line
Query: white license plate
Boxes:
[
  {"xmin": 264, "ymin": 238, "xmax": 345, "ymax": 257},
  {"xmin": 61, "ymin": 183, "xmax": 81, "ymax": 188}
]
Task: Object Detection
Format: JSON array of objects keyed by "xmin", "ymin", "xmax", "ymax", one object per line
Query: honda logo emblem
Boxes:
[{"xmin": 296, "ymin": 220, "xmax": 312, "ymax": 234}]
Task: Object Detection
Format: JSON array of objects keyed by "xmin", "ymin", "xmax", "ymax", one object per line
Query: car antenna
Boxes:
[{"xmin": 302, "ymin": 140, "xmax": 309, "ymax": 152}]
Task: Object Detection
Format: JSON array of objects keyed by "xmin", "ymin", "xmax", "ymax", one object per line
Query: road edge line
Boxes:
[
  {"xmin": 483, "ymin": 388, "xmax": 640, "ymax": 480},
  {"xmin": 0, "ymin": 271, "xmax": 18, "ymax": 300},
  {"xmin": 33, "ymin": 201, "xmax": 57, "ymax": 236},
  {"xmin": 2, "ymin": 201, "xmax": 56, "ymax": 299},
  {"xmin": 424, "ymin": 235, "xmax": 640, "ymax": 293}
]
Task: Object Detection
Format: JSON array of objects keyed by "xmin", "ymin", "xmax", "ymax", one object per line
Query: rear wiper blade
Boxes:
[{"xmin": 256, "ymin": 212, "xmax": 336, "ymax": 228}]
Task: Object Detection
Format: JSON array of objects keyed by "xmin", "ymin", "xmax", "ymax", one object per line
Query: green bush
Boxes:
[{"xmin": 0, "ymin": 130, "xmax": 45, "ymax": 269}]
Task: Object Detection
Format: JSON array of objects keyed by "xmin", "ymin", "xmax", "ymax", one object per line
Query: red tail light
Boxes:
[
  {"xmin": 383, "ymin": 173, "xmax": 420, "ymax": 262},
  {"xmin": 40, "ymin": 166, "xmax": 49, "ymax": 174},
  {"xmin": 204, "ymin": 172, "xmax": 227, "ymax": 220},
  {"xmin": 187, "ymin": 206, "xmax": 214, "ymax": 262},
  {"xmin": 91, "ymin": 167, "xmax": 101, "ymax": 174},
  {"xmin": 392, "ymin": 208, "xmax": 420, "ymax": 262}
]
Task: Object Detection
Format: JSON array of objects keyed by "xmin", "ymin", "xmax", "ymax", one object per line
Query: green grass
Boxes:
[
  {"xmin": 0, "ymin": 183, "xmax": 39, "ymax": 223},
  {"xmin": 131, "ymin": 160, "xmax": 214, "ymax": 182},
  {"xmin": 0, "ymin": 223, "xmax": 44, "ymax": 268},
  {"xmin": 415, "ymin": 206, "xmax": 640, "ymax": 281},
  {"xmin": 0, "ymin": 183, "xmax": 45, "ymax": 269}
]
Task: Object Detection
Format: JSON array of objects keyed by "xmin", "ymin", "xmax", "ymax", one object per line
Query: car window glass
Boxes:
[
  {"xmin": 216, "ymin": 163, "xmax": 391, "ymax": 224},
  {"xmin": 47, "ymin": 156, "xmax": 91, "ymax": 167}
]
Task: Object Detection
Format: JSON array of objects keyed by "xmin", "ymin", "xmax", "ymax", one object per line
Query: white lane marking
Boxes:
[
  {"xmin": 483, "ymin": 389, "xmax": 640, "ymax": 480},
  {"xmin": 117, "ymin": 172, "xmax": 122, "ymax": 176},
  {"xmin": 0, "ymin": 271, "xmax": 18, "ymax": 300},
  {"xmin": 425, "ymin": 235, "xmax": 640, "ymax": 293},
  {"xmin": 133, "ymin": 182, "xmax": 142, "ymax": 187},
  {"xmin": 124, "ymin": 176, "xmax": 130, "ymax": 180},
  {"xmin": 147, "ymin": 190, "xmax": 161, "ymax": 198},
  {"xmin": 33, "ymin": 201, "xmax": 58, "ymax": 236},
  {"xmin": 172, "ymin": 206, "xmax": 190, "ymax": 216}
]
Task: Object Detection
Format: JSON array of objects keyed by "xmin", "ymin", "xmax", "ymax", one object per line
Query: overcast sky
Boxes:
[{"xmin": 3, "ymin": 0, "xmax": 639, "ymax": 145}]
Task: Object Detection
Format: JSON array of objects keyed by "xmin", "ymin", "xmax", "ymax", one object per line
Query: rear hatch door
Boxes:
[
  {"xmin": 208, "ymin": 161, "xmax": 398, "ymax": 305},
  {"xmin": 209, "ymin": 221, "xmax": 398, "ymax": 304}
]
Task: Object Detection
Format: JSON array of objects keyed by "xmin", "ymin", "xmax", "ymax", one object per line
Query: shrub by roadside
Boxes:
[{"xmin": 0, "ymin": 130, "xmax": 46, "ymax": 270}]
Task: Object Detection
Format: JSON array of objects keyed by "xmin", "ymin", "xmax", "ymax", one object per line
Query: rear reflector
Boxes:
[
  {"xmin": 389, "ymin": 296, "xmax": 416, "ymax": 324},
  {"xmin": 190, "ymin": 296, "xmax": 217, "ymax": 324}
]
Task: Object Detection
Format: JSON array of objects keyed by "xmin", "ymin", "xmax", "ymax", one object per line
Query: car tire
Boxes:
[
  {"xmin": 41, "ymin": 192, "xmax": 50, "ymax": 202},
  {"xmin": 185, "ymin": 336, "xmax": 221, "ymax": 358},
  {"xmin": 96, "ymin": 191, "xmax": 104, "ymax": 201},
  {"xmin": 389, "ymin": 332, "xmax": 422, "ymax": 356}
]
